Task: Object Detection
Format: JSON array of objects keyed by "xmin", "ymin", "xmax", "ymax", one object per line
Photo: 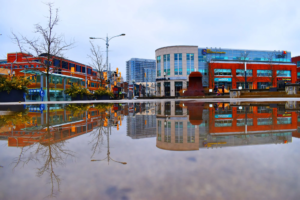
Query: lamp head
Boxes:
[
  {"xmin": 89, "ymin": 37, "xmax": 96, "ymax": 39},
  {"xmin": 120, "ymin": 34, "xmax": 126, "ymax": 36}
]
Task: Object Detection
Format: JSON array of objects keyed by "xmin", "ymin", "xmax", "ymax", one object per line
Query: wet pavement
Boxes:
[{"xmin": 0, "ymin": 101, "xmax": 300, "ymax": 200}]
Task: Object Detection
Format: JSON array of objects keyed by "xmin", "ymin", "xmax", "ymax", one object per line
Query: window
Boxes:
[
  {"xmin": 257, "ymin": 70, "xmax": 272, "ymax": 77},
  {"xmin": 257, "ymin": 106, "xmax": 272, "ymax": 113},
  {"xmin": 88, "ymin": 68, "xmax": 92, "ymax": 75},
  {"xmin": 257, "ymin": 118, "xmax": 273, "ymax": 125},
  {"xmin": 157, "ymin": 121, "xmax": 162, "ymax": 141},
  {"xmin": 277, "ymin": 70, "xmax": 291, "ymax": 77},
  {"xmin": 157, "ymin": 56, "xmax": 161, "ymax": 77},
  {"xmin": 257, "ymin": 82, "xmax": 272, "ymax": 89},
  {"xmin": 25, "ymin": 65, "xmax": 28, "ymax": 68},
  {"xmin": 53, "ymin": 59, "xmax": 60, "ymax": 67},
  {"xmin": 236, "ymin": 69, "xmax": 252, "ymax": 76},
  {"xmin": 36, "ymin": 65, "xmax": 39, "ymax": 68},
  {"xmin": 174, "ymin": 53, "xmax": 182, "ymax": 75},
  {"xmin": 82, "ymin": 66, "xmax": 86, "ymax": 73},
  {"xmin": 215, "ymin": 119, "xmax": 232, "ymax": 127},
  {"xmin": 214, "ymin": 69, "xmax": 231, "ymax": 76},
  {"xmin": 175, "ymin": 101, "xmax": 183, "ymax": 115},
  {"xmin": 186, "ymin": 53, "xmax": 194, "ymax": 75},
  {"xmin": 277, "ymin": 117, "xmax": 291, "ymax": 124},
  {"xmin": 198, "ymin": 55, "xmax": 207, "ymax": 62},
  {"xmin": 164, "ymin": 121, "xmax": 171, "ymax": 143},
  {"xmin": 198, "ymin": 69, "xmax": 207, "ymax": 75},
  {"xmin": 175, "ymin": 122, "xmax": 183, "ymax": 143},
  {"xmin": 62, "ymin": 61, "xmax": 68, "ymax": 69},
  {"xmin": 14, "ymin": 65, "xmax": 18, "ymax": 69},
  {"xmin": 187, "ymin": 122, "xmax": 195, "ymax": 143},
  {"xmin": 44, "ymin": 60, "xmax": 51, "ymax": 66},
  {"xmin": 297, "ymin": 61, "xmax": 300, "ymax": 67},
  {"xmin": 19, "ymin": 65, "xmax": 23, "ymax": 68},
  {"xmin": 297, "ymin": 72, "xmax": 300, "ymax": 79},
  {"xmin": 91, "ymin": 82, "xmax": 95, "ymax": 87},
  {"xmin": 157, "ymin": 83, "xmax": 161, "ymax": 97},
  {"xmin": 76, "ymin": 65, "xmax": 81, "ymax": 72},
  {"xmin": 236, "ymin": 118, "xmax": 253, "ymax": 126},
  {"xmin": 30, "ymin": 65, "xmax": 34, "ymax": 68},
  {"xmin": 163, "ymin": 54, "xmax": 170, "ymax": 75}
]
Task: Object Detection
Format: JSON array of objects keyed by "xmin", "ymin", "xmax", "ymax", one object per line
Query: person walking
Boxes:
[
  {"xmin": 214, "ymin": 85, "xmax": 218, "ymax": 95},
  {"xmin": 222, "ymin": 85, "xmax": 225, "ymax": 96}
]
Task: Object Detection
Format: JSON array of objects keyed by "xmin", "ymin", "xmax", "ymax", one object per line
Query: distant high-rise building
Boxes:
[{"xmin": 126, "ymin": 58, "xmax": 156, "ymax": 83}]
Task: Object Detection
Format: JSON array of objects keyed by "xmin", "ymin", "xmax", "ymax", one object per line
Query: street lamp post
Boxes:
[{"xmin": 90, "ymin": 34, "xmax": 125, "ymax": 91}]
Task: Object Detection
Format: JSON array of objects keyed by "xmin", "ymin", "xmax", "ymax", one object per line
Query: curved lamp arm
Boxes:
[
  {"xmin": 89, "ymin": 37, "xmax": 106, "ymax": 42},
  {"xmin": 108, "ymin": 34, "xmax": 125, "ymax": 42}
]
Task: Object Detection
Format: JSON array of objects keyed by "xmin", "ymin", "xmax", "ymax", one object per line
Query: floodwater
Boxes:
[{"xmin": 0, "ymin": 101, "xmax": 300, "ymax": 200}]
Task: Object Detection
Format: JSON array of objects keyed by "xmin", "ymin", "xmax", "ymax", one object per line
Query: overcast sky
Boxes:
[{"xmin": 1, "ymin": 0, "xmax": 300, "ymax": 79}]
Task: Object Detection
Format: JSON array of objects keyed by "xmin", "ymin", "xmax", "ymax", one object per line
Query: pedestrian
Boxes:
[
  {"xmin": 214, "ymin": 85, "xmax": 218, "ymax": 95},
  {"xmin": 222, "ymin": 85, "xmax": 225, "ymax": 95}
]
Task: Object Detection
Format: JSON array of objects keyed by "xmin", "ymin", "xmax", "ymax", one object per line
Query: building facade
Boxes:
[
  {"xmin": 155, "ymin": 46, "xmax": 296, "ymax": 96},
  {"xmin": 0, "ymin": 52, "xmax": 105, "ymax": 101},
  {"xmin": 126, "ymin": 58, "xmax": 156, "ymax": 83},
  {"xmin": 291, "ymin": 56, "xmax": 300, "ymax": 82}
]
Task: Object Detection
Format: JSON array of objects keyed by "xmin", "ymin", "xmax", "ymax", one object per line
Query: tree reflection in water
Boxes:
[{"xmin": 12, "ymin": 106, "xmax": 74, "ymax": 198}]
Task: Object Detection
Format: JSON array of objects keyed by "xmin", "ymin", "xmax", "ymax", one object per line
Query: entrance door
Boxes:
[
  {"xmin": 164, "ymin": 82, "xmax": 170, "ymax": 96},
  {"xmin": 175, "ymin": 82, "xmax": 182, "ymax": 96}
]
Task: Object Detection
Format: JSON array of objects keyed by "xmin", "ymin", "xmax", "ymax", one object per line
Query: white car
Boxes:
[{"xmin": 133, "ymin": 96, "xmax": 138, "ymax": 100}]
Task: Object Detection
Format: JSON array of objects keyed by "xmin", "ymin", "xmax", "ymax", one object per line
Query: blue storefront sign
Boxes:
[
  {"xmin": 40, "ymin": 88, "xmax": 44, "ymax": 97},
  {"xmin": 202, "ymin": 49, "xmax": 207, "ymax": 55},
  {"xmin": 214, "ymin": 78, "xmax": 232, "ymax": 82},
  {"xmin": 39, "ymin": 104, "xmax": 45, "ymax": 112},
  {"xmin": 215, "ymin": 114, "xmax": 232, "ymax": 118}
]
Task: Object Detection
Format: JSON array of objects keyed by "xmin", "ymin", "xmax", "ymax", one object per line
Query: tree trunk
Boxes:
[{"xmin": 47, "ymin": 71, "xmax": 50, "ymax": 101}]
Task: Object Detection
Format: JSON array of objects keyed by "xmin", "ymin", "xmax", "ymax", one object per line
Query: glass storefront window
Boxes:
[
  {"xmin": 277, "ymin": 70, "xmax": 291, "ymax": 77},
  {"xmin": 277, "ymin": 117, "xmax": 291, "ymax": 124},
  {"xmin": 164, "ymin": 82, "xmax": 170, "ymax": 97},
  {"xmin": 175, "ymin": 82, "xmax": 182, "ymax": 97},
  {"xmin": 257, "ymin": 82, "xmax": 272, "ymax": 89},
  {"xmin": 257, "ymin": 70, "xmax": 272, "ymax": 77},
  {"xmin": 164, "ymin": 102, "xmax": 171, "ymax": 115},
  {"xmin": 236, "ymin": 118, "xmax": 253, "ymax": 126},
  {"xmin": 214, "ymin": 81, "xmax": 232, "ymax": 91},
  {"xmin": 236, "ymin": 82, "xmax": 253, "ymax": 89},
  {"xmin": 215, "ymin": 119, "xmax": 232, "ymax": 127},
  {"xmin": 257, "ymin": 118, "xmax": 273, "ymax": 125},
  {"xmin": 214, "ymin": 69, "xmax": 231, "ymax": 76},
  {"xmin": 297, "ymin": 61, "xmax": 300, "ymax": 68},
  {"xmin": 175, "ymin": 101, "xmax": 183, "ymax": 115},
  {"xmin": 236, "ymin": 69, "xmax": 252, "ymax": 76},
  {"xmin": 297, "ymin": 72, "xmax": 300, "ymax": 79},
  {"xmin": 187, "ymin": 122, "xmax": 195, "ymax": 143}
]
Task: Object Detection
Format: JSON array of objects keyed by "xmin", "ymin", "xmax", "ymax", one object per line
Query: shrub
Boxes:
[
  {"xmin": 0, "ymin": 75, "xmax": 31, "ymax": 94},
  {"xmin": 65, "ymin": 84, "xmax": 92, "ymax": 98},
  {"xmin": 94, "ymin": 87, "xmax": 114, "ymax": 98}
]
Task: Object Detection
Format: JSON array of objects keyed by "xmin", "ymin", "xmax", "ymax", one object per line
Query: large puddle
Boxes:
[{"xmin": 0, "ymin": 101, "xmax": 300, "ymax": 200}]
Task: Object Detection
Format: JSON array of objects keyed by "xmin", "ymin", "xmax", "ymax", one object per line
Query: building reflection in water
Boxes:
[
  {"xmin": 127, "ymin": 102, "xmax": 157, "ymax": 139},
  {"xmin": 156, "ymin": 101, "xmax": 297, "ymax": 151},
  {"xmin": 0, "ymin": 103, "xmax": 123, "ymax": 198}
]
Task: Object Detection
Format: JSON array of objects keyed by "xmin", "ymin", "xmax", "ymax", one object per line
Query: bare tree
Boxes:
[
  {"xmin": 88, "ymin": 41, "xmax": 105, "ymax": 87},
  {"xmin": 12, "ymin": 3, "xmax": 74, "ymax": 101}
]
